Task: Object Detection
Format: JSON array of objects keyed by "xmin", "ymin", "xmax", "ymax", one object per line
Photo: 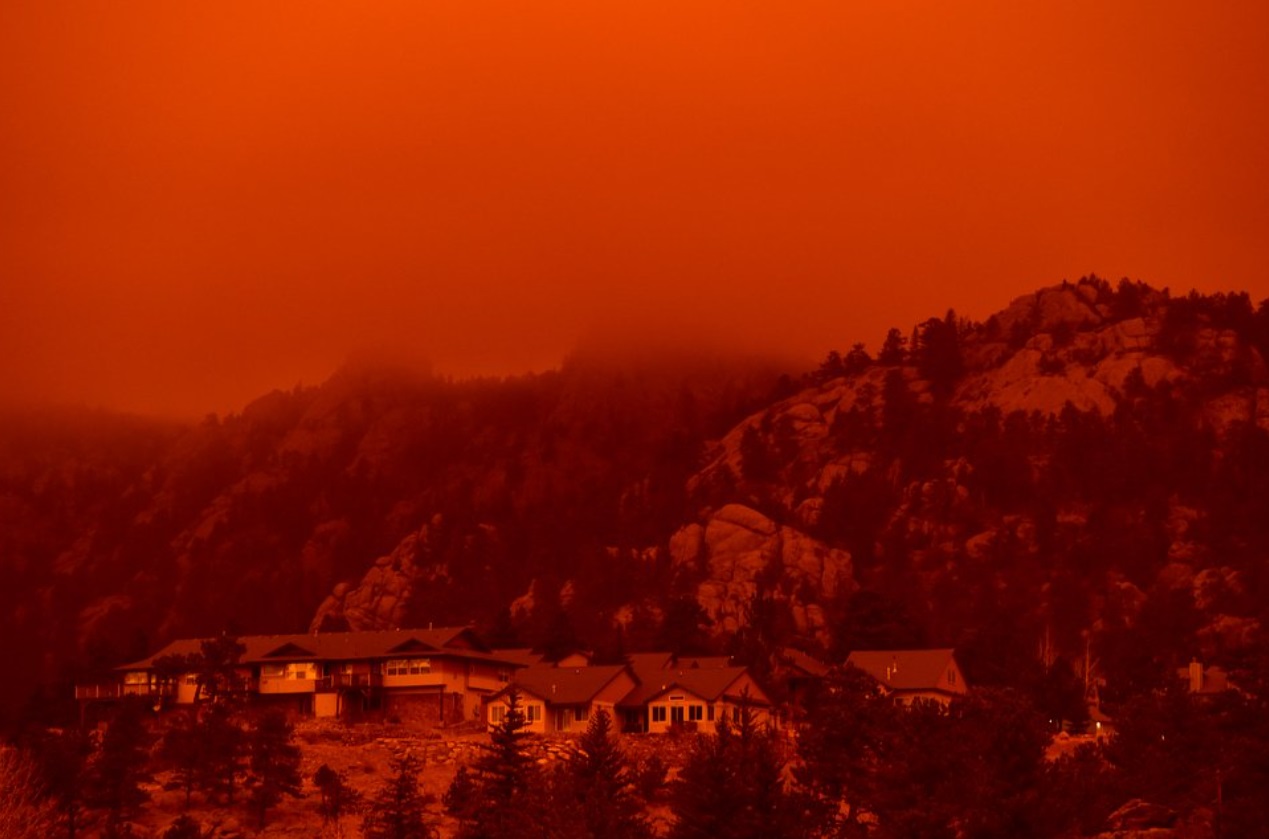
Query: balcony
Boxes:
[
  {"xmin": 319, "ymin": 672, "xmax": 383, "ymax": 692},
  {"xmin": 75, "ymin": 682, "xmax": 175, "ymax": 700}
]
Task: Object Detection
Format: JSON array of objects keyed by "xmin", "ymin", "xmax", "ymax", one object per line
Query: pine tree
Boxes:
[
  {"xmin": 199, "ymin": 702, "xmax": 245, "ymax": 804},
  {"xmin": 160, "ymin": 814, "xmax": 205, "ymax": 839},
  {"xmin": 86, "ymin": 697, "xmax": 154, "ymax": 837},
  {"xmin": 245, "ymin": 710, "xmax": 302, "ymax": 830},
  {"xmin": 160, "ymin": 712, "xmax": 204, "ymax": 808},
  {"xmin": 671, "ymin": 708, "xmax": 807, "ymax": 839},
  {"xmin": 442, "ymin": 764, "xmax": 478, "ymax": 832},
  {"xmin": 362, "ymin": 752, "xmax": 435, "ymax": 839},
  {"xmin": 458, "ymin": 687, "xmax": 541, "ymax": 839},
  {"xmin": 569, "ymin": 709, "xmax": 650, "ymax": 839},
  {"xmin": 314, "ymin": 763, "xmax": 363, "ymax": 835},
  {"xmin": 30, "ymin": 726, "xmax": 92, "ymax": 839}
]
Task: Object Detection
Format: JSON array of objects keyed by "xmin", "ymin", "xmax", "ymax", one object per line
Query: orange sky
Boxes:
[{"xmin": 2, "ymin": 1, "xmax": 1267, "ymax": 417}]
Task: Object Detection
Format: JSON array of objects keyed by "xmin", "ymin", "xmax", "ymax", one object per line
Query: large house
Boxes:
[
  {"xmin": 485, "ymin": 664, "xmax": 637, "ymax": 734},
  {"xmin": 77, "ymin": 627, "xmax": 524, "ymax": 723},
  {"xmin": 486, "ymin": 652, "xmax": 775, "ymax": 735},
  {"xmin": 845, "ymin": 648, "xmax": 969, "ymax": 705}
]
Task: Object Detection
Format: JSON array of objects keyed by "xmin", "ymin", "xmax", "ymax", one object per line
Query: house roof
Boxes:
[
  {"xmin": 502, "ymin": 665, "xmax": 631, "ymax": 706},
  {"xmin": 845, "ymin": 649, "xmax": 961, "ymax": 692},
  {"xmin": 779, "ymin": 647, "xmax": 830, "ymax": 678},
  {"xmin": 621, "ymin": 667, "xmax": 767, "ymax": 707},
  {"xmin": 492, "ymin": 648, "xmax": 547, "ymax": 667},
  {"xmin": 677, "ymin": 656, "xmax": 733, "ymax": 669},
  {"xmin": 120, "ymin": 627, "xmax": 525, "ymax": 670}
]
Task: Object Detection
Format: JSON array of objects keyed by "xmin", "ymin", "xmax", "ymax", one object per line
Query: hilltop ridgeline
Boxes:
[{"xmin": 4, "ymin": 276, "xmax": 1269, "ymax": 725}]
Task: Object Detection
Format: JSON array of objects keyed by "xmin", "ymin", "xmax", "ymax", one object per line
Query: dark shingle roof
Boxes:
[
  {"xmin": 120, "ymin": 628, "xmax": 523, "ymax": 670},
  {"xmin": 622, "ymin": 666, "xmax": 766, "ymax": 707},
  {"xmin": 507, "ymin": 665, "xmax": 631, "ymax": 705},
  {"xmin": 779, "ymin": 647, "xmax": 830, "ymax": 678},
  {"xmin": 845, "ymin": 649, "xmax": 961, "ymax": 692}
]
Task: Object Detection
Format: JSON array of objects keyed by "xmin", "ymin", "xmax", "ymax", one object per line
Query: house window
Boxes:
[
  {"xmin": 491, "ymin": 705, "xmax": 505, "ymax": 724},
  {"xmin": 707, "ymin": 705, "xmax": 715, "ymax": 722},
  {"xmin": 669, "ymin": 694, "xmax": 685, "ymax": 702},
  {"xmin": 652, "ymin": 706, "xmax": 667, "ymax": 723},
  {"xmin": 526, "ymin": 704, "xmax": 542, "ymax": 723},
  {"xmin": 497, "ymin": 669, "xmax": 511, "ymax": 683},
  {"xmin": 261, "ymin": 664, "xmax": 287, "ymax": 679},
  {"xmin": 574, "ymin": 707, "xmax": 587, "ymax": 722},
  {"xmin": 688, "ymin": 705, "xmax": 703, "ymax": 722},
  {"xmin": 386, "ymin": 658, "xmax": 432, "ymax": 676},
  {"xmin": 670, "ymin": 706, "xmax": 685, "ymax": 723},
  {"xmin": 124, "ymin": 672, "xmax": 149, "ymax": 685}
]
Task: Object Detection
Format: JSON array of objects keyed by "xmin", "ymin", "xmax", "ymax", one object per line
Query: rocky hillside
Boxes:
[{"xmin": 5, "ymin": 277, "xmax": 1269, "ymax": 724}]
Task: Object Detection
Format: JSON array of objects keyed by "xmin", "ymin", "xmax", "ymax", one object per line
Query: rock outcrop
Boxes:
[{"xmin": 669, "ymin": 504, "xmax": 854, "ymax": 644}]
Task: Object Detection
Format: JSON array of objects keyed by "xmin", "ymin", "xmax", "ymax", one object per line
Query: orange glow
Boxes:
[{"xmin": 2, "ymin": 2, "xmax": 1267, "ymax": 416}]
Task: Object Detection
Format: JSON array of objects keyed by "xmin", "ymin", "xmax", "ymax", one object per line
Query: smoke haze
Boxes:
[{"xmin": 2, "ymin": 1, "xmax": 1267, "ymax": 416}]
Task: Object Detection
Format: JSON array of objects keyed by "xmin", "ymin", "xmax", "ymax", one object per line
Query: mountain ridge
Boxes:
[{"xmin": 4, "ymin": 276, "xmax": 1269, "ymax": 725}]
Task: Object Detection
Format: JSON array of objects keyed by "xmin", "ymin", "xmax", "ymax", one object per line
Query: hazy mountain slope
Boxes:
[
  {"xmin": 0, "ymin": 352, "xmax": 786, "ymax": 723},
  {"xmin": 4, "ymin": 276, "xmax": 1269, "ymax": 726}
]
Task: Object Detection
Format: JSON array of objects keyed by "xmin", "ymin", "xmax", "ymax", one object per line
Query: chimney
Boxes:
[{"xmin": 1188, "ymin": 659, "xmax": 1203, "ymax": 693}]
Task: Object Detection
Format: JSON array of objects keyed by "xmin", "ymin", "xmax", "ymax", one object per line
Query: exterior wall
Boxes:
[
  {"xmin": 467, "ymin": 661, "xmax": 514, "ymax": 694},
  {"xmin": 176, "ymin": 675, "xmax": 199, "ymax": 704},
  {"xmin": 258, "ymin": 661, "xmax": 320, "ymax": 694},
  {"xmin": 646, "ymin": 690, "xmax": 712, "ymax": 734},
  {"xmin": 486, "ymin": 694, "xmax": 549, "ymax": 734}
]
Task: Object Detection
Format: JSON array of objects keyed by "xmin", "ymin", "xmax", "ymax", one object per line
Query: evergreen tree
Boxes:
[
  {"xmin": 160, "ymin": 711, "xmax": 204, "ymax": 808},
  {"xmin": 362, "ymin": 752, "xmax": 435, "ymax": 839},
  {"xmin": 671, "ymin": 708, "xmax": 807, "ymax": 839},
  {"xmin": 160, "ymin": 814, "xmax": 205, "ymax": 839},
  {"xmin": 442, "ymin": 764, "xmax": 478, "ymax": 833},
  {"xmin": 314, "ymin": 763, "xmax": 363, "ymax": 835},
  {"xmin": 457, "ymin": 687, "xmax": 541, "ymax": 839},
  {"xmin": 568, "ymin": 709, "xmax": 650, "ymax": 839},
  {"xmin": 195, "ymin": 634, "xmax": 246, "ymax": 702},
  {"xmin": 30, "ymin": 726, "xmax": 92, "ymax": 839},
  {"xmin": 878, "ymin": 327, "xmax": 907, "ymax": 365},
  {"xmin": 86, "ymin": 697, "xmax": 154, "ymax": 837},
  {"xmin": 199, "ymin": 702, "xmax": 246, "ymax": 804},
  {"xmin": 245, "ymin": 710, "xmax": 302, "ymax": 830}
]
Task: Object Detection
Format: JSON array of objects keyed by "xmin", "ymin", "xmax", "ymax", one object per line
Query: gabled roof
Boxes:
[
  {"xmin": 501, "ymin": 665, "xmax": 632, "ymax": 706},
  {"xmin": 119, "ymin": 627, "xmax": 522, "ymax": 671},
  {"xmin": 621, "ymin": 667, "xmax": 767, "ymax": 707},
  {"xmin": 845, "ymin": 649, "xmax": 962, "ymax": 692},
  {"xmin": 677, "ymin": 656, "xmax": 733, "ymax": 669},
  {"xmin": 779, "ymin": 647, "xmax": 830, "ymax": 678},
  {"xmin": 492, "ymin": 648, "xmax": 547, "ymax": 667}
]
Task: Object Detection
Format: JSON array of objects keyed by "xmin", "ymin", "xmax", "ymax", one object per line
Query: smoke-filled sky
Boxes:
[{"xmin": 2, "ymin": 2, "xmax": 1267, "ymax": 417}]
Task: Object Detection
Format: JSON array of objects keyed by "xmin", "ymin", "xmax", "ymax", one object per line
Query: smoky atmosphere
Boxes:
[
  {"xmin": 3, "ymin": 2, "xmax": 1269, "ymax": 416},
  {"xmin": 4, "ymin": 4, "xmax": 1269, "ymax": 839}
]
